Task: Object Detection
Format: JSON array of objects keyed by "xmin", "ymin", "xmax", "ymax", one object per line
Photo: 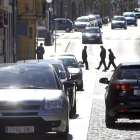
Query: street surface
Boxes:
[{"xmin": 3, "ymin": 20, "xmax": 140, "ymax": 140}]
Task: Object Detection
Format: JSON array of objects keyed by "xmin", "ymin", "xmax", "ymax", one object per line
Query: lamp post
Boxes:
[{"xmin": 65, "ymin": 6, "xmax": 67, "ymax": 18}]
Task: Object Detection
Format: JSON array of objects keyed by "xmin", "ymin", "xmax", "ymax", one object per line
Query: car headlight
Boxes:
[
  {"xmin": 44, "ymin": 98, "xmax": 63, "ymax": 109},
  {"xmin": 96, "ymin": 34, "xmax": 101, "ymax": 38}
]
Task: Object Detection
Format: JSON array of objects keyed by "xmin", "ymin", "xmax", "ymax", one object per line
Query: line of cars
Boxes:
[
  {"xmin": 0, "ymin": 53, "xmax": 84, "ymax": 138},
  {"xmin": 111, "ymin": 11, "xmax": 138, "ymax": 29}
]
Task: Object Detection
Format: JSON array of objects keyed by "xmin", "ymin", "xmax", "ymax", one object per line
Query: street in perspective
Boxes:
[{"xmin": 1, "ymin": 0, "xmax": 140, "ymax": 140}]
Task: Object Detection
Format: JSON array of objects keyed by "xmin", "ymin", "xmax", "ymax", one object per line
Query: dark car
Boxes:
[
  {"xmin": 17, "ymin": 59, "xmax": 78, "ymax": 118},
  {"xmin": 0, "ymin": 63, "xmax": 73, "ymax": 138},
  {"xmin": 134, "ymin": 8, "xmax": 140, "ymax": 18},
  {"xmin": 92, "ymin": 14, "xmax": 102, "ymax": 28},
  {"xmin": 123, "ymin": 12, "xmax": 137, "ymax": 26},
  {"xmin": 54, "ymin": 18, "xmax": 73, "ymax": 32},
  {"xmin": 82, "ymin": 27, "xmax": 103, "ymax": 44},
  {"xmin": 111, "ymin": 16, "xmax": 127, "ymax": 29},
  {"xmin": 100, "ymin": 62, "xmax": 140, "ymax": 128}
]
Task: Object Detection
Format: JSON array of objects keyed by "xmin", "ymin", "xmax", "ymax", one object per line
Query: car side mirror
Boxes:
[
  {"xmin": 79, "ymin": 64, "xmax": 84, "ymax": 68},
  {"xmin": 71, "ymin": 74, "xmax": 78, "ymax": 80},
  {"xmin": 99, "ymin": 78, "xmax": 109, "ymax": 84},
  {"xmin": 63, "ymin": 81, "xmax": 74, "ymax": 89}
]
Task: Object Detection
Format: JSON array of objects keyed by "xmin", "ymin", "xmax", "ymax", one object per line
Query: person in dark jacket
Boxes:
[
  {"xmin": 36, "ymin": 43, "xmax": 45, "ymax": 59},
  {"xmin": 107, "ymin": 49, "xmax": 116, "ymax": 70},
  {"xmin": 82, "ymin": 46, "xmax": 89, "ymax": 70},
  {"xmin": 95, "ymin": 46, "xmax": 107, "ymax": 71}
]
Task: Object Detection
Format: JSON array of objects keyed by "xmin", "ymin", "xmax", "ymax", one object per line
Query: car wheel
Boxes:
[
  {"xmin": 105, "ymin": 109, "xmax": 115, "ymax": 128},
  {"xmin": 124, "ymin": 26, "xmax": 127, "ymax": 29},
  {"xmin": 135, "ymin": 23, "xmax": 137, "ymax": 26},
  {"xmin": 111, "ymin": 26, "xmax": 114, "ymax": 29},
  {"xmin": 82, "ymin": 39, "xmax": 85, "ymax": 44},
  {"xmin": 65, "ymin": 27, "xmax": 70, "ymax": 32},
  {"xmin": 77, "ymin": 80, "xmax": 83, "ymax": 91}
]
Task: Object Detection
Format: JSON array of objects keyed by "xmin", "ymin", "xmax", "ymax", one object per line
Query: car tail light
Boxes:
[
  {"xmin": 121, "ymin": 109, "xmax": 129, "ymax": 112},
  {"xmin": 112, "ymin": 83, "xmax": 130, "ymax": 91}
]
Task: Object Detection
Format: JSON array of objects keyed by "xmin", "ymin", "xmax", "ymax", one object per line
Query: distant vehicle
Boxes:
[
  {"xmin": 0, "ymin": 63, "xmax": 71, "ymax": 138},
  {"xmin": 82, "ymin": 27, "xmax": 103, "ymax": 44},
  {"xmin": 88, "ymin": 15, "xmax": 99, "ymax": 27},
  {"xmin": 50, "ymin": 56, "xmax": 84, "ymax": 91},
  {"xmin": 74, "ymin": 16, "xmax": 92, "ymax": 31},
  {"xmin": 100, "ymin": 62, "xmax": 140, "ymax": 128},
  {"xmin": 54, "ymin": 18, "xmax": 73, "ymax": 32},
  {"xmin": 134, "ymin": 8, "xmax": 140, "ymax": 18},
  {"xmin": 111, "ymin": 16, "xmax": 127, "ymax": 29},
  {"xmin": 17, "ymin": 59, "xmax": 78, "ymax": 118},
  {"xmin": 102, "ymin": 16, "xmax": 109, "ymax": 24},
  {"xmin": 50, "ymin": 52, "xmax": 76, "ymax": 58},
  {"xmin": 92, "ymin": 14, "xmax": 102, "ymax": 28},
  {"xmin": 123, "ymin": 12, "xmax": 137, "ymax": 26}
]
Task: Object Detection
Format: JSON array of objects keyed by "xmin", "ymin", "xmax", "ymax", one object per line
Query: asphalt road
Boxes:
[{"xmin": 3, "ymin": 20, "xmax": 140, "ymax": 140}]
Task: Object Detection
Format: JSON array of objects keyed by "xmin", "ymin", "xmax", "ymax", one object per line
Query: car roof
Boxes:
[
  {"xmin": 51, "ymin": 56, "xmax": 76, "ymax": 59},
  {"xmin": 92, "ymin": 14, "xmax": 100, "ymax": 16},
  {"xmin": 121, "ymin": 62, "xmax": 140, "ymax": 66},
  {"xmin": 123, "ymin": 12, "xmax": 135, "ymax": 14},
  {"xmin": 17, "ymin": 59, "xmax": 63, "ymax": 65},
  {"xmin": 50, "ymin": 52, "xmax": 75, "ymax": 56},
  {"xmin": 85, "ymin": 27, "xmax": 100, "ymax": 29},
  {"xmin": 77, "ymin": 16, "xmax": 89, "ymax": 19},
  {"xmin": 114, "ymin": 16, "xmax": 125, "ymax": 18},
  {"xmin": 0, "ymin": 63, "xmax": 51, "ymax": 68}
]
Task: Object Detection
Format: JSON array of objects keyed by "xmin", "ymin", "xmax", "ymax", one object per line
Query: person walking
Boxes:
[
  {"xmin": 95, "ymin": 46, "xmax": 107, "ymax": 71},
  {"xmin": 36, "ymin": 43, "xmax": 45, "ymax": 59},
  {"xmin": 82, "ymin": 46, "xmax": 89, "ymax": 70},
  {"xmin": 107, "ymin": 49, "xmax": 116, "ymax": 70}
]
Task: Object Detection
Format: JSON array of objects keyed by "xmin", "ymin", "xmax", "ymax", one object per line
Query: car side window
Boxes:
[
  {"xmin": 61, "ymin": 20, "xmax": 67, "ymax": 23},
  {"xmin": 63, "ymin": 64, "xmax": 70, "ymax": 79}
]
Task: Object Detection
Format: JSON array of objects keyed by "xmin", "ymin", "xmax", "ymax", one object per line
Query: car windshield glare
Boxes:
[
  {"xmin": 76, "ymin": 18, "xmax": 89, "ymax": 22},
  {"xmin": 0, "ymin": 67, "xmax": 58, "ymax": 89},
  {"xmin": 117, "ymin": 67, "xmax": 140, "ymax": 79},
  {"xmin": 113, "ymin": 17, "xmax": 125, "ymax": 21},
  {"xmin": 84, "ymin": 29, "xmax": 100, "ymax": 33},
  {"xmin": 95, "ymin": 16, "xmax": 100, "ymax": 19},
  {"xmin": 52, "ymin": 64, "xmax": 66, "ymax": 79},
  {"xmin": 59, "ymin": 59, "xmax": 78, "ymax": 68}
]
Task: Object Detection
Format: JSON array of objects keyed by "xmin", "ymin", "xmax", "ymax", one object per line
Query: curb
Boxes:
[{"xmin": 64, "ymin": 42, "xmax": 71, "ymax": 52}]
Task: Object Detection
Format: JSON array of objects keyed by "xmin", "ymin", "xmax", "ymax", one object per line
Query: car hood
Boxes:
[
  {"xmin": 125, "ymin": 17, "xmax": 135, "ymax": 20},
  {"xmin": 75, "ymin": 22, "xmax": 89, "ymax": 25},
  {"xmin": 112, "ymin": 21, "xmax": 125, "ymax": 23},
  {"xmin": 67, "ymin": 68, "xmax": 80, "ymax": 74},
  {"xmin": 0, "ymin": 89, "xmax": 63, "ymax": 104}
]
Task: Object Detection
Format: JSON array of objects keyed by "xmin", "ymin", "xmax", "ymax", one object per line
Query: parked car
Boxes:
[
  {"xmin": 92, "ymin": 14, "xmax": 102, "ymax": 28},
  {"xmin": 53, "ymin": 18, "xmax": 73, "ymax": 32},
  {"xmin": 50, "ymin": 52, "xmax": 76, "ymax": 58},
  {"xmin": 88, "ymin": 15, "xmax": 99, "ymax": 27},
  {"xmin": 50, "ymin": 56, "xmax": 84, "ymax": 91},
  {"xmin": 82, "ymin": 27, "xmax": 103, "ymax": 44},
  {"xmin": 74, "ymin": 16, "xmax": 92, "ymax": 31},
  {"xmin": 102, "ymin": 16, "xmax": 109, "ymax": 24},
  {"xmin": 123, "ymin": 12, "xmax": 137, "ymax": 26},
  {"xmin": 0, "ymin": 63, "xmax": 72, "ymax": 138},
  {"xmin": 100, "ymin": 62, "xmax": 140, "ymax": 128},
  {"xmin": 134, "ymin": 8, "xmax": 140, "ymax": 18},
  {"xmin": 17, "ymin": 59, "xmax": 78, "ymax": 118},
  {"xmin": 111, "ymin": 16, "xmax": 127, "ymax": 29}
]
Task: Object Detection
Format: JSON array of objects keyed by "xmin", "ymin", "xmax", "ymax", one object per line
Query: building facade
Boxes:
[{"xmin": 0, "ymin": 0, "xmax": 17, "ymax": 63}]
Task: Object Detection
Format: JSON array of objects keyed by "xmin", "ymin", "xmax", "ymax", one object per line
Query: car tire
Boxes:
[
  {"xmin": 111, "ymin": 26, "xmax": 114, "ymax": 29},
  {"xmin": 82, "ymin": 39, "xmax": 85, "ymax": 44},
  {"xmin": 105, "ymin": 109, "xmax": 115, "ymax": 128},
  {"xmin": 124, "ymin": 26, "xmax": 127, "ymax": 29},
  {"xmin": 77, "ymin": 80, "xmax": 83, "ymax": 91},
  {"xmin": 74, "ymin": 29, "xmax": 77, "ymax": 31},
  {"xmin": 65, "ymin": 27, "xmax": 70, "ymax": 32},
  {"xmin": 135, "ymin": 23, "xmax": 137, "ymax": 26}
]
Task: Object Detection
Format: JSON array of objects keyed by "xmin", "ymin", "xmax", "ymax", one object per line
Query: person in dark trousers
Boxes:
[
  {"xmin": 107, "ymin": 49, "xmax": 116, "ymax": 70},
  {"xmin": 82, "ymin": 46, "xmax": 89, "ymax": 70},
  {"xmin": 95, "ymin": 46, "xmax": 107, "ymax": 71},
  {"xmin": 36, "ymin": 43, "xmax": 45, "ymax": 59}
]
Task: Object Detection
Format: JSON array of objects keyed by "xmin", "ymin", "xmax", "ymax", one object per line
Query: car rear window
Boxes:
[
  {"xmin": 123, "ymin": 13, "xmax": 135, "ymax": 17},
  {"xmin": 0, "ymin": 67, "xmax": 58, "ymax": 89},
  {"xmin": 117, "ymin": 67, "xmax": 140, "ymax": 79},
  {"xmin": 84, "ymin": 29, "xmax": 100, "ymax": 33},
  {"xmin": 76, "ymin": 18, "xmax": 89, "ymax": 22},
  {"xmin": 52, "ymin": 64, "xmax": 66, "ymax": 79},
  {"xmin": 113, "ymin": 17, "xmax": 125, "ymax": 21}
]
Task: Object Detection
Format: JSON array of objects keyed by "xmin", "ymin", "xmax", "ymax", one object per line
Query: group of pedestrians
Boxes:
[{"xmin": 82, "ymin": 45, "xmax": 116, "ymax": 71}]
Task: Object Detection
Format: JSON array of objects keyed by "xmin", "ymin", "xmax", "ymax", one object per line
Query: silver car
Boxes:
[
  {"xmin": 88, "ymin": 15, "xmax": 99, "ymax": 27},
  {"xmin": 74, "ymin": 16, "xmax": 92, "ymax": 31},
  {"xmin": 0, "ymin": 63, "xmax": 72, "ymax": 138}
]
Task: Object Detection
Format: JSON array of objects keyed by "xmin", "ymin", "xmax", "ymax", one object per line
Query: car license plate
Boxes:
[
  {"xmin": 134, "ymin": 90, "xmax": 140, "ymax": 96},
  {"xmin": 89, "ymin": 38, "xmax": 95, "ymax": 40},
  {"xmin": 5, "ymin": 126, "xmax": 34, "ymax": 134}
]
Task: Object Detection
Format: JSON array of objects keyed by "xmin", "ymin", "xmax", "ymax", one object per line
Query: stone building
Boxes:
[{"xmin": 0, "ymin": 0, "xmax": 17, "ymax": 63}]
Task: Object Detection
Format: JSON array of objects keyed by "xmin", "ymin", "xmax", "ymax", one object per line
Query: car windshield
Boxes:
[
  {"xmin": 117, "ymin": 67, "xmax": 140, "ymax": 79},
  {"xmin": 123, "ymin": 14, "xmax": 135, "ymax": 17},
  {"xmin": 113, "ymin": 17, "xmax": 125, "ymax": 21},
  {"xmin": 76, "ymin": 18, "xmax": 89, "ymax": 22},
  {"xmin": 89, "ymin": 17, "xmax": 96, "ymax": 20},
  {"xmin": 84, "ymin": 29, "xmax": 100, "ymax": 33},
  {"xmin": 0, "ymin": 67, "xmax": 58, "ymax": 89},
  {"xmin": 58, "ymin": 58, "xmax": 78, "ymax": 68},
  {"xmin": 52, "ymin": 64, "xmax": 66, "ymax": 79},
  {"xmin": 94, "ymin": 15, "xmax": 100, "ymax": 19}
]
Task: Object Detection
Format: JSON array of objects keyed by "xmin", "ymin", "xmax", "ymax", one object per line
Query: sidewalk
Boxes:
[{"xmin": 37, "ymin": 38, "xmax": 70, "ymax": 58}]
